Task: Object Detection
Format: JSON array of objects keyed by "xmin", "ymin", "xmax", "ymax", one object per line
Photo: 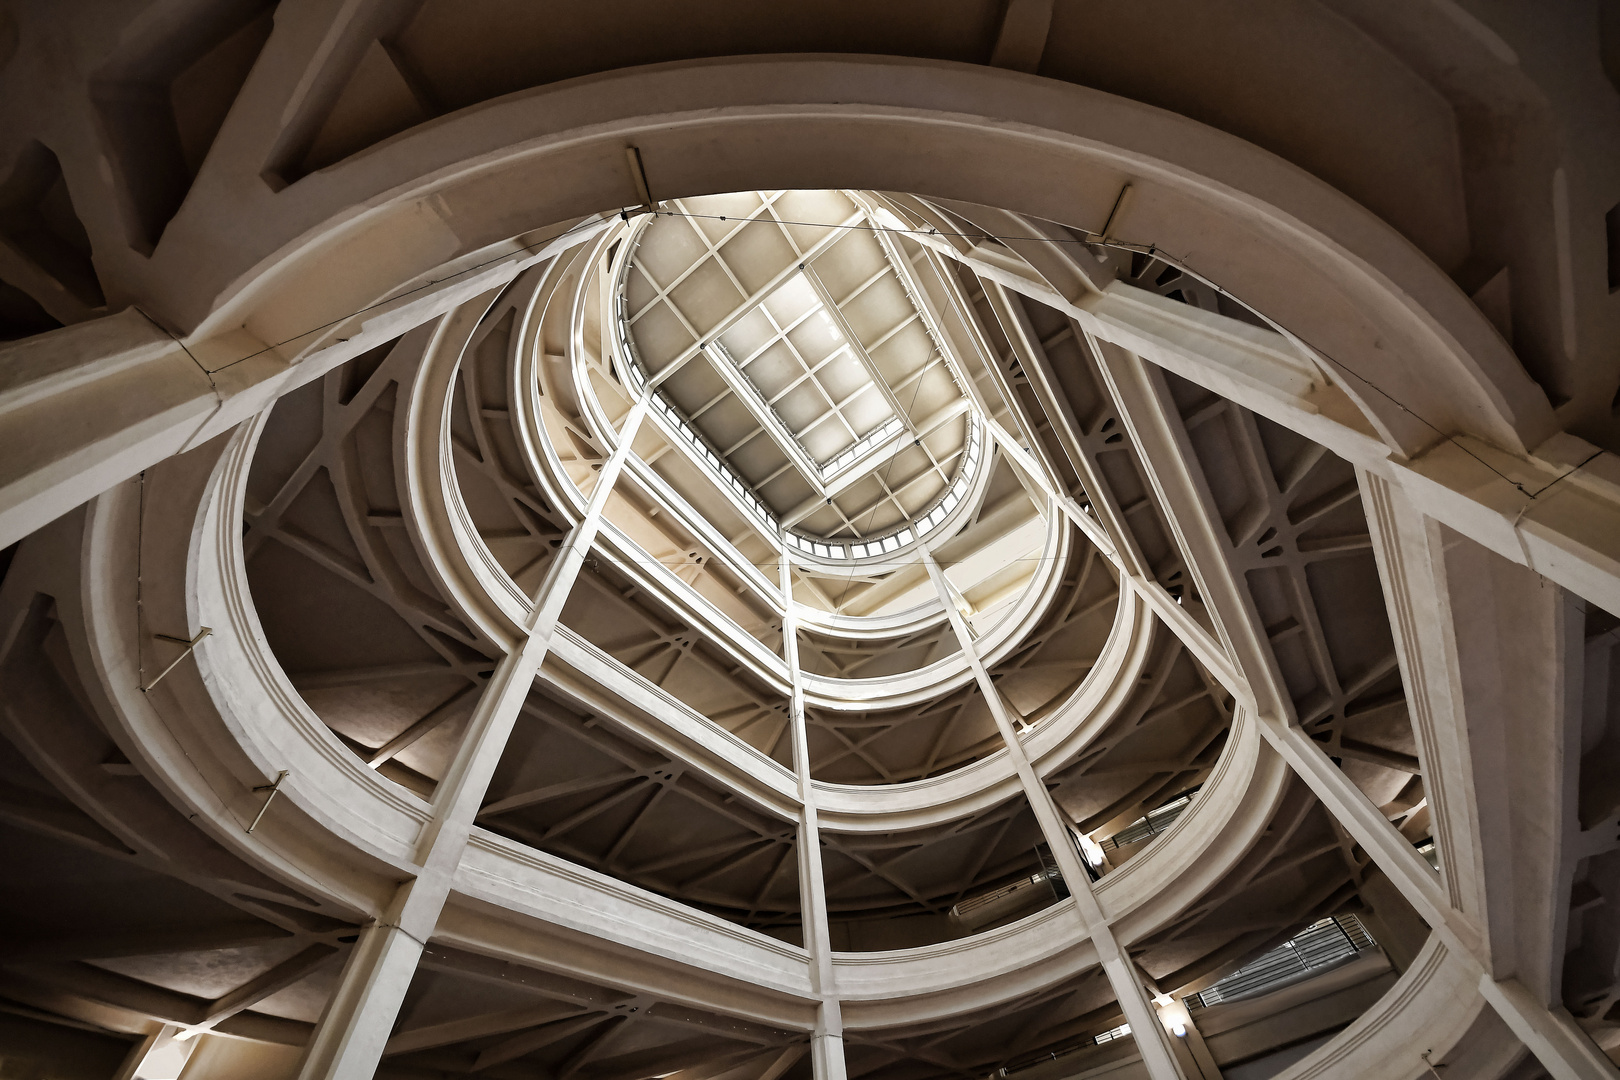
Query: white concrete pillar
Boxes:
[
  {"xmin": 1175, "ymin": 1011, "xmax": 1224, "ymax": 1080},
  {"xmin": 1359, "ymin": 473, "xmax": 1619, "ymax": 1080},
  {"xmin": 113, "ymin": 1024, "xmax": 195, "ymax": 1080},
  {"xmin": 297, "ymin": 396, "xmax": 650, "ymax": 1080},
  {"xmin": 1480, "ymin": 975, "xmax": 1620, "ymax": 1080},
  {"xmin": 979, "ymin": 404, "xmax": 1240, "ymax": 701},
  {"xmin": 1362, "ymin": 469, "xmax": 1587, "ymax": 999},
  {"xmin": 779, "ymin": 550, "xmax": 849, "ymax": 1080},
  {"xmin": 921, "ymin": 548, "xmax": 1191, "ymax": 1080}
]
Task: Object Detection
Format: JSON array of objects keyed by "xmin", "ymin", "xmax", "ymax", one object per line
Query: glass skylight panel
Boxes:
[
  {"xmin": 775, "ymin": 417, "xmax": 984, "ymax": 563},
  {"xmin": 762, "ymin": 272, "xmax": 817, "ymax": 326},
  {"xmin": 820, "ymin": 415, "xmax": 903, "ymax": 482},
  {"xmin": 645, "ymin": 393, "xmax": 780, "ymax": 536},
  {"xmin": 613, "ymin": 215, "xmax": 989, "ymax": 568},
  {"xmin": 705, "ymin": 338, "xmax": 825, "ymax": 475},
  {"xmin": 641, "ymin": 394, "xmax": 982, "ymax": 566},
  {"xmin": 817, "ymin": 307, "xmax": 843, "ymax": 341}
]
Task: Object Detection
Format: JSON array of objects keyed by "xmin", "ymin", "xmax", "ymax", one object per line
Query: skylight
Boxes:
[{"xmin": 611, "ymin": 196, "xmax": 993, "ymax": 563}]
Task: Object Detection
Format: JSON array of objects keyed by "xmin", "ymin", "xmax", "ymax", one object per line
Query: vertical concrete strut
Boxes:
[
  {"xmin": 297, "ymin": 395, "xmax": 651, "ymax": 1080},
  {"xmin": 920, "ymin": 547, "xmax": 1192, "ymax": 1080},
  {"xmin": 779, "ymin": 550, "xmax": 849, "ymax": 1080}
]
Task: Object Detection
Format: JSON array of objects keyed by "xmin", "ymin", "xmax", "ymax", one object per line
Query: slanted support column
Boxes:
[
  {"xmin": 1361, "ymin": 469, "xmax": 1587, "ymax": 1000},
  {"xmin": 1092, "ymin": 341, "xmax": 1461, "ymax": 929},
  {"xmin": 113, "ymin": 1025, "xmax": 193, "ymax": 1080},
  {"xmin": 1175, "ymin": 1011, "xmax": 1224, "ymax": 1080},
  {"xmin": 914, "ymin": 230, "xmax": 1620, "ymax": 619},
  {"xmin": 298, "ymin": 396, "xmax": 650, "ymax": 1080},
  {"xmin": 1359, "ymin": 473, "xmax": 1618, "ymax": 1080},
  {"xmin": 1480, "ymin": 976, "xmax": 1620, "ymax": 1080},
  {"xmin": 1250, "ymin": 630, "xmax": 1616, "ymax": 1080},
  {"xmin": 944, "ymin": 274, "xmax": 1239, "ymax": 693},
  {"xmin": 920, "ymin": 548, "xmax": 1190, "ymax": 1080},
  {"xmin": 1092, "ymin": 346, "xmax": 1619, "ymax": 1080},
  {"xmin": 778, "ymin": 551, "xmax": 847, "ymax": 1080}
]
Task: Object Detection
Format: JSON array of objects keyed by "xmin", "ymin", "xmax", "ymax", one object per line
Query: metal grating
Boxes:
[
  {"xmin": 950, "ymin": 870, "xmax": 1054, "ymax": 919},
  {"xmin": 1100, "ymin": 790, "xmax": 1197, "ymax": 850},
  {"xmin": 949, "ymin": 845, "xmax": 1066, "ymax": 921},
  {"xmin": 1037, "ymin": 844, "xmax": 1070, "ymax": 901},
  {"xmin": 1187, "ymin": 915, "xmax": 1376, "ymax": 1010}
]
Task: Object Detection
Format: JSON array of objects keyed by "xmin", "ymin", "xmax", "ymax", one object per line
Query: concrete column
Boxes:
[
  {"xmin": 778, "ymin": 550, "xmax": 848, "ymax": 1080},
  {"xmin": 1258, "ymin": 711, "xmax": 1616, "ymax": 1080},
  {"xmin": 1088, "ymin": 344, "xmax": 1463, "ymax": 931},
  {"xmin": 1177, "ymin": 1013, "xmax": 1224, "ymax": 1080},
  {"xmin": 298, "ymin": 396, "xmax": 650, "ymax": 1080},
  {"xmin": 1359, "ymin": 474, "xmax": 1619, "ymax": 1080},
  {"xmin": 1362, "ymin": 470, "xmax": 1587, "ymax": 1000},
  {"xmin": 921, "ymin": 548, "xmax": 1191, "ymax": 1080},
  {"xmin": 113, "ymin": 1024, "xmax": 194, "ymax": 1080},
  {"xmin": 1480, "ymin": 976, "xmax": 1620, "ymax": 1080}
]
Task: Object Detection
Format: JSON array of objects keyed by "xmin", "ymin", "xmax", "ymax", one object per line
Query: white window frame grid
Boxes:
[{"xmin": 611, "ymin": 243, "xmax": 986, "ymax": 566}]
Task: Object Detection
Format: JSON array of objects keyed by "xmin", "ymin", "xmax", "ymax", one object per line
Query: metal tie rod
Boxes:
[{"xmin": 140, "ymin": 627, "xmax": 213, "ymax": 692}]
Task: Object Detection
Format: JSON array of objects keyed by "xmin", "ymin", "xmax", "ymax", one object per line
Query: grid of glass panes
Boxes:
[
  {"xmin": 820, "ymin": 415, "xmax": 904, "ymax": 481},
  {"xmin": 706, "ymin": 337, "xmax": 908, "ymax": 489},
  {"xmin": 1100, "ymin": 789, "xmax": 1198, "ymax": 850},
  {"xmin": 726, "ymin": 272, "xmax": 899, "ymax": 466},
  {"xmin": 705, "ymin": 339, "xmax": 822, "ymax": 478},
  {"xmin": 615, "ymin": 287, "xmax": 779, "ymax": 531},
  {"xmin": 616, "ymin": 285, "xmax": 984, "ymax": 564},
  {"xmin": 649, "ymin": 394, "xmax": 780, "ymax": 534},
  {"xmin": 1185, "ymin": 916, "xmax": 1376, "ymax": 1010}
]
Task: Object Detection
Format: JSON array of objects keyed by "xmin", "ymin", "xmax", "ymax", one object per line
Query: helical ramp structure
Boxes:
[
  {"xmin": 2, "ymin": 173, "xmax": 1587, "ymax": 1080},
  {"xmin": 10, "ymin": 0, "xmax": 1620, "ymax": 1073}
]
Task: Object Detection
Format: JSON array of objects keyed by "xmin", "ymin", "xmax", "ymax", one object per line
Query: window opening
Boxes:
[
  {"xmin": 1100, "ymin": 787, "xmax": 1201, "ymax": 850},
  {"xmin": 612, "ymin": 206, "xmax": 989, "ymax": 563},
  {"xmin": 1185, "ymin": 915, "xmax": 1377, "ymax": 1010}
]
